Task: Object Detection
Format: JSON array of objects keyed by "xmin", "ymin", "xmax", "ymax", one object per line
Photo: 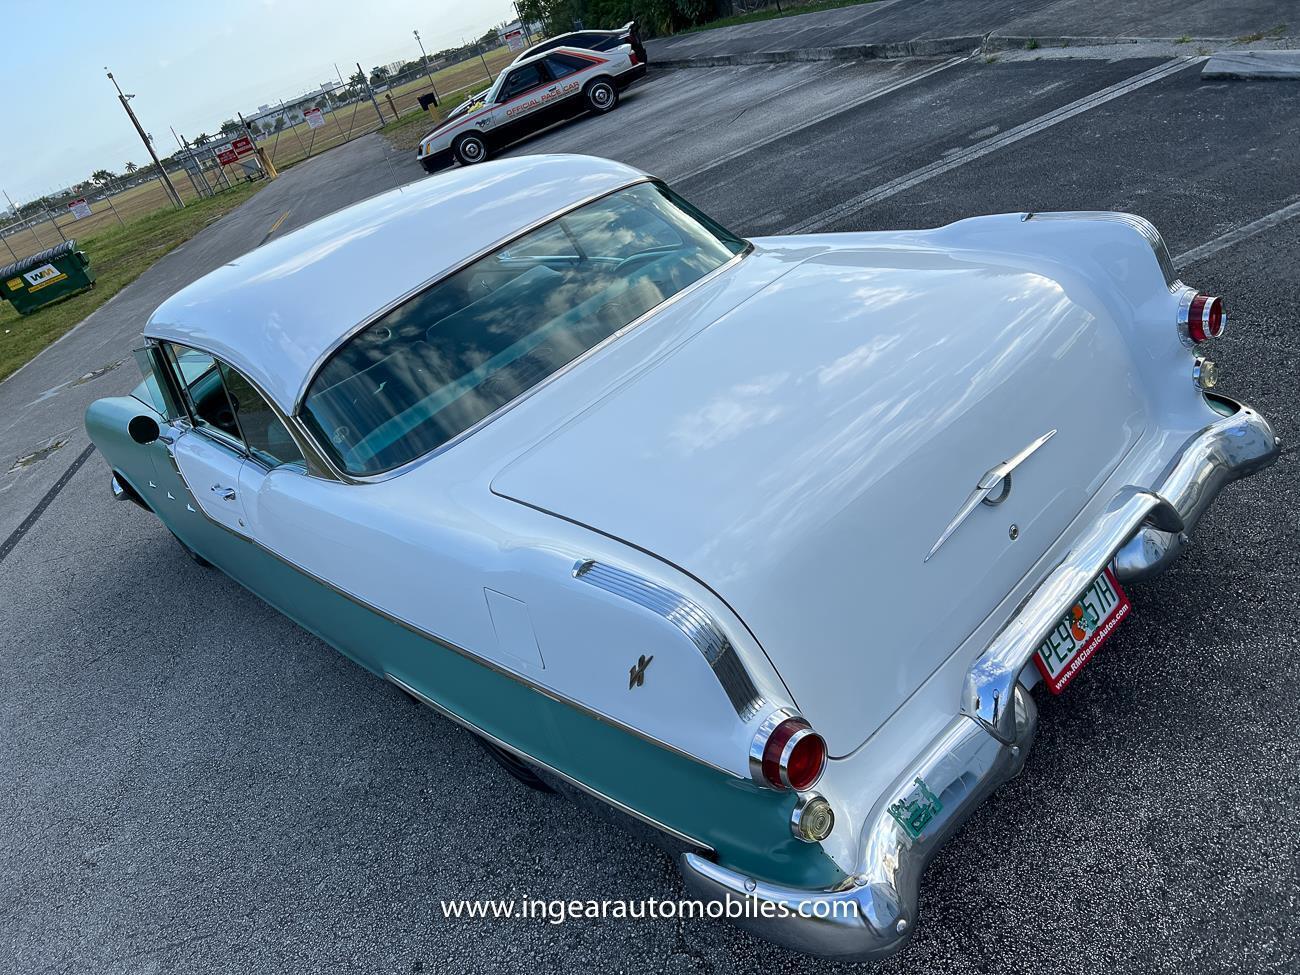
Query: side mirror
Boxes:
[{"xmin": 128, "ymin": 415, "xmax": 161, "ymax": 445}]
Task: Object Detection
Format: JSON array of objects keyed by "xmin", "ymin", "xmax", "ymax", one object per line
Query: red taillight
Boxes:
[
  {"xmin": 1185, "ymin": 293, "xmax": 1226, "ymax": 343},
  {"xmin": 629, "ymin": 49, "xmax": 640, "ymax": 65},
  {"xmin": 753, "ymin": 714, "xmax": 827, "ymax": 791}
]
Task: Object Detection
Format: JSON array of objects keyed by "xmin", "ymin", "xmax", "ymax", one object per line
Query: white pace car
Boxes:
[
  {"xmin": 417, "ymin": 46, "xmax": 646, "ymax": 171},
  {"xmin": 87, "ymin": 155, "xmax": 1277, "ymax": 960}
]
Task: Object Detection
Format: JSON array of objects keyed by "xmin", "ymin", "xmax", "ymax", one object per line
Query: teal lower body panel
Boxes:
[{"xmin": 86, "ymin": 396, "xmax": 844, "ymax": 890}]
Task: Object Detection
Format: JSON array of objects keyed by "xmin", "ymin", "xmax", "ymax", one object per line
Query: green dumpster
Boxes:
[{"xmin": 0, "ymin": 240, "xmax": 95, "ymax": 315}]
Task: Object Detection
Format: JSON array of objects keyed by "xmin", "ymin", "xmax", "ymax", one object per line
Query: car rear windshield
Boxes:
[{"xmin": 300, "ymin": 182, "xmax": 746, "ymax": 476}]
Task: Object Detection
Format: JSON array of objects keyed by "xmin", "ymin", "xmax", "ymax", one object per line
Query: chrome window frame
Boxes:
[
  {"xmin": 291, "ymin": 176, "xmax": 752, "ymax": 484},
  {"xmin": 147, "ymin": 338, "xmax": 336, "ymax": 480}
]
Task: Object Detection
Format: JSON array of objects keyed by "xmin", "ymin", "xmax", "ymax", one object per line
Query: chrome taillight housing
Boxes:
[
  {"xmin": 750, "ymin": 710, "xmax": 827, "ymax": 791},
  {"xmin": 1178, "ymin": 290, "xmax": 1226, "ymax": 345}
]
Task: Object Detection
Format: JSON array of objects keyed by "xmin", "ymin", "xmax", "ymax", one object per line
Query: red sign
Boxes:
[{"xmin": 216, "ymin": 136, "xmax": 254, "ymax": 165}]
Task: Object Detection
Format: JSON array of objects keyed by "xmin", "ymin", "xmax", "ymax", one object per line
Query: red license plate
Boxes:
[{"xmin": 1033, "ymin": 568, "xmax": 1130, "ymax": 694}]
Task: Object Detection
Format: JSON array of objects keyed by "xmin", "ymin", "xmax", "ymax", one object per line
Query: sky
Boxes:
[{"xmin": 0, "ymin": 0, "xmax": 519, "ymax": 204}]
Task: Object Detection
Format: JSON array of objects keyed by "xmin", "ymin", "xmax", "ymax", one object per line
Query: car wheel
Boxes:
[
  {"xmin": 171, "ymin": 529, "xmax": 212, "ymax": 568},
  {"xmin": 472, "ymin": 734, "xmax": 556, "ymax": 793},
  {"xmin": 453, "ymin": 133, "xmax": 488, "ymax": 166},
  {"xmin": 584, "ymin": 79, "xmax": 618, "ymax": 114}
]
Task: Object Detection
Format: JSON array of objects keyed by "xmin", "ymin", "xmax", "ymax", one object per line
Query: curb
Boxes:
[
  {"xmin": 980, "ymin": 34, "xmax": 1234, "ymax": 52},
  {"xmin": 654, "ymin": 35, "xmax": 981, "ymax": 68},
  {"xmin": 1202, "ymin": 50, "xmax": 1300, "ymax": 79},
  {"xmin": 651, "ymin": 33, "xmax": 1270, "ymax": 69}
]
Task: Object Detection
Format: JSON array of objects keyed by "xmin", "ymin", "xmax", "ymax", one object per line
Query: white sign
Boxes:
[
  {"xmin": 502, "ymin": 27, "xmax": 526, "ymax": 51},
  {"xmin": 68, "ymin": 198, "xmax": 93, "ymax": 220},
  {"xmin": 304, "ymin": 107, "xmax": 325, "ymax": 129},
  {"xmin": 24, "ymin": 264, "xmax": 66, "ymax": 290}
]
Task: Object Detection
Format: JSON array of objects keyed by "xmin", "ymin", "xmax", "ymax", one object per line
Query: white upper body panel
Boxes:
[{"xmin": 144, "ymin": 154, "xmax": 648, "ymax": 414}]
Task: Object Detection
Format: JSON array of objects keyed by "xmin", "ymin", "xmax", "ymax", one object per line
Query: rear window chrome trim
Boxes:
[
  {"xmin": 291, "ymin": 175, "xmax": 656, "ymax": 417},
  {"xmin": 295, "ymin": 199, "xmax": 752, "ymax": 485}
]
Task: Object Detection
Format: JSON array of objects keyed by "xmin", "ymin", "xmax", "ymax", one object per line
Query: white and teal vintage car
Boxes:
[{"xmin": 87, "ymin": 155, "xmax": 1277, "ymax": 960}]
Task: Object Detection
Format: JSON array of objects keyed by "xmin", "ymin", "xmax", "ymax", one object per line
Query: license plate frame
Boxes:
[{"xmin": 1033, "ymin": 568, "xmax": 1130, "ymax": 694}]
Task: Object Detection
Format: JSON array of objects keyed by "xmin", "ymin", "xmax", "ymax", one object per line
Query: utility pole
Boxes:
[
  {"xmin": 463, "ymin": 36, "xmax": 494, "ymax": 84},
  {"xmin": 106, "ymin": 69, "xmax": 184, "ymax": 209},
  {"xmin": 513, "ymin": 2, "xmax": 534, "ymax": 43},
  {"xmin": 357, "ymin": 62, "xmax": 387, "ymax": 126},
  {"xmin": 413, "ymin": 29, "xmax": 440, "ymax": 104}
]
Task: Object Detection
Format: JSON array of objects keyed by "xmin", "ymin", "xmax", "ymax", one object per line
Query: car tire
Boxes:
[
  {"xmin": 472, "ymin": 734, "xmax": 556, "ymax": 793},
  {"xmin": 584, "ymin": 79, "xmax": 619, "ymax": 114},
  {"xmin": 171, "ymin": 529, "xmax": 212, "ymax": 568},
  {"xmin": 453, "ymin": 133, "xmax": 489, "ymax": 166}
]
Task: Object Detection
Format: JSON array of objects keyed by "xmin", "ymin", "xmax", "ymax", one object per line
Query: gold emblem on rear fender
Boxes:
[{"xmin": 924, "ymin": 430, "xmax": 1057, "ymax": 562}]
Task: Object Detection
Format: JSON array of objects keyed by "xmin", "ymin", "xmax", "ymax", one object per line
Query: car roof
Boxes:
[
  {"xmin": 509, "ymin": 43, "xmax": 604, "ymax": 69},
  {"xmin": 515, "ymin": 31, "xmax": 619, "ymax": 61},
  {"xmin": 145, "ymin": 154, "xmax": 649, "ymax": 413}
]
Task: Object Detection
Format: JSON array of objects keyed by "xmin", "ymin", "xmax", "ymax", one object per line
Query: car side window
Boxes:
[
  {"xmin": 218, "ymin": 363, "xmax": 305, "ymax": 469},
  {"xmin": 161, "ymin": 341, "xmax": 304, "ymax": 469},
  {"xmin": 501, "ymin": 64, "xmax": 547, "ymax": 100},
  {"xmin": 162, "ymin": 342, "xmax": 242, "ymax": 445},
  {"xmin": 546, "ymin": 53, "xmax": 589, "ymax": 78}
]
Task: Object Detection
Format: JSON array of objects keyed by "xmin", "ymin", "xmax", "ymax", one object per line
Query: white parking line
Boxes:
[
  {"xmin": 780, "ymin": 56, "xmax": 1204, "ymax": 235},
  {"xmin": 669, "ymin": 53, "xmax": 972, "ymax": 183},
  {"xmin": 1173, "ymin": 198, "xmax": 1300, "ymax": 268}
]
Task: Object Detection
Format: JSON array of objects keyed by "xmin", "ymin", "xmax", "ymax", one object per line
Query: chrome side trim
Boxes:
[
  {"xmin": 1113, "ymin": 398, "xmax": 1279, "ymax": 582},
  {"xmin": 681, "ymin": 685, "xmax": 1037, "ymax": 962},
  {"xmin": 386, "ymin": 673, "xmax": 713, "ymax": 852},
  {"xmin": 573, "ymin": 559, "xmax": 766, "ymax": 721},
  {"xmin": 1023, "ymin": 211, "xmax": 1179, "ymax": 290}
]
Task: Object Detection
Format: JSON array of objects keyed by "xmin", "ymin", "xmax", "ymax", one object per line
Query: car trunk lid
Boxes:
[{"xmin": 491, "ymin": 245, "xmax": 1147, "ymax": 754}]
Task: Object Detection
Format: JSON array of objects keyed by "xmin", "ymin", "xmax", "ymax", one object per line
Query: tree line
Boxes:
[{"xmin": 517, "ymin": 0, "xmax": 721, "ymax": 36}]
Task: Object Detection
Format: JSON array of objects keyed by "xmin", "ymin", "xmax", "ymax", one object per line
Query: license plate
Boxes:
[{"xmin": 1033, "ymin": 568, "xmax": 1130, "ymax": 694}]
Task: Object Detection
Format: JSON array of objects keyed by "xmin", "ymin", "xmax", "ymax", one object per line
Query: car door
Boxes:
[
  {"xmin": 543, "ymin": 53, "xmax": 597, "ymax": 118},
  {"xmin": 159, "ymin": 343, "xmax": 312, "ymax": 540},
  {"xmin": 160, "ymin": 343, "xmax": 251, "ymax": 534},
  {"xmin": 493, "ymin": 61, "xmax": 556, "ymax": 144}
]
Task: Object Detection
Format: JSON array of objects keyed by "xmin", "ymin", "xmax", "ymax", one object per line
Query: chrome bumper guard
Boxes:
[{"xmin": 680, "ymin": 398, "xmax": 1278, "ymax": 961}]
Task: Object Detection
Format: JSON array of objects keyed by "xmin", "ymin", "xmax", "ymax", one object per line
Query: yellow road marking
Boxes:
[{"xmin": 260, "ymin": 211, "xmax": 291, "ymax": 245}]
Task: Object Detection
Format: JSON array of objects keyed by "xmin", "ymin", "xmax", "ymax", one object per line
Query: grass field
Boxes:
[{"xmin": 0, "ymin": 182, "xmax": 263, "ymax": 384}]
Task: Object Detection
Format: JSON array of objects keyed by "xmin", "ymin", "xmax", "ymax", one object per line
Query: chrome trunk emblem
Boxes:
[{"xmin": 925, "ymin": 430, "xmax": 1057, "ymax": 562}]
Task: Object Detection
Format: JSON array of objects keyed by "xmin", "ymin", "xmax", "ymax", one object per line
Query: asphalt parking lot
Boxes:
[{"xmin": 3, "ymin": 4, "xmax": 1298, "ymax": 973}]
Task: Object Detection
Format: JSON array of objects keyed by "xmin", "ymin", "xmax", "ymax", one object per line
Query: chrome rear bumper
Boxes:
[{"xmin": 680, "ymin": 396, "xmax": 1279, "ymax": 961}]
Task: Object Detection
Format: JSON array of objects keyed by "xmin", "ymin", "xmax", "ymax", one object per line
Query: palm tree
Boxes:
[
  {"xmin": 124, "ymin": 162, "xmax": 138, "ymax": 175},
  {"xmin": 90, "ymin": 169, "xmax": 117, "ymax": 187}
]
